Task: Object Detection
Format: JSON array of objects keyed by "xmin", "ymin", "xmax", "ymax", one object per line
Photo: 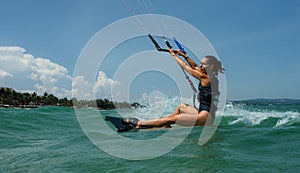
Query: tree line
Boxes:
[
  {"xmin": 0, "ymin": 87, "xmax": 72, "ymax": 107},
  {"xmin": 72, "ymin": 98, "xmax": 143, "ymax": 109},
  {"xmin": 0, "ymin": 87, "xmax": 143, "ymax": 109}
]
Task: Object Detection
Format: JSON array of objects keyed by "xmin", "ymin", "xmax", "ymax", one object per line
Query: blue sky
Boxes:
[{"xmin": 0, "ymin": 0, "xmax": 299, "ymax": 100}]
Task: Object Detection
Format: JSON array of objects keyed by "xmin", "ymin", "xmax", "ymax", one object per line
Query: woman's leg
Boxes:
[
  {"xmin": 136, "ymin": 103, "xmax": 199, "ymax": 128},
  {"xmin": 176, "ymin": 110, "xmax": 211, "ymax": 126}
]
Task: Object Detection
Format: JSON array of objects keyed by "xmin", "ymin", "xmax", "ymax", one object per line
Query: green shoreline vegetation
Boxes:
[{"xmin": 0, "ymin": 87, "xmax": 142, "ymax": 109}]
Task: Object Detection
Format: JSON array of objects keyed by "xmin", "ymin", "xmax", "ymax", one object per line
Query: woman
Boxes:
[{"xmin": 105, "ymin": 49, "xmax": 224, "ymax": 132}]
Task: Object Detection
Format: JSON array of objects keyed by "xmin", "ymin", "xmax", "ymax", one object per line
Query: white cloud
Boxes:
[
  {"xmin": 0, "ymin": 69, "xmax": 12, "ymax": 78},
  {"xmin": 93, "ymin": 71, "xmax": 119, "ymax": 94},
  {"xmin": 0, "ymin": 46, "xmax": 120, "ymax": 100},
  {"xmin": 72, "ymin": 71, "xmax": 120, "ymax": 100},
  {"xmin": 0, "ymin": 46, "xmax": 26, "ymax": 54},
  {"xmin": 0, "ymin": 46, "xmax": 72, "ymax": 98},
  {"xmin": 72, "ymin": 76, "xmax": 94, "ymax": 100}
]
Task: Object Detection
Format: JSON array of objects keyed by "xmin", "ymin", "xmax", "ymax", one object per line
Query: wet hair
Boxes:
[
  {"xmin": 204, "ymin": 56, "xmax": 223, "ymax": 115},
  {"xmin": 204, "ymin": 55, "xmax": 225, "ymax": 75}
]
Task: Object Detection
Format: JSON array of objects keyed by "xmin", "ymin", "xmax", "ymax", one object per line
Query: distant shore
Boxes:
[
  {"xmin": 0, "ymin": 104, "xmax": 40, "ymax": 109},
  {"xmin": 0, "ymin": 87, "xmax": 143, "ymax": 109}
]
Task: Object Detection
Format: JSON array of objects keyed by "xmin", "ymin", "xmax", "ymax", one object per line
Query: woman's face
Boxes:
[{"xmin": 200, "ymin": 57, "xmax": 214, "ymax": 73}]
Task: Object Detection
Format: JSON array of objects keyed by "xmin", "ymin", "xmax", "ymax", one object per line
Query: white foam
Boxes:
[
  {"xmin": 275, "ymin": 111, "xmax": 300, "ymax": 127},
  {"xmin": 224, "ymin": 102, "xmax": 300, "ymax": 127},
  {"xmin": 132, "ymin": 98, "xmax": 300, "ymax": 128}
]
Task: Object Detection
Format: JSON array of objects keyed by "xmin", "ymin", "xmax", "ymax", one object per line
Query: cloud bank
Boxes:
[{"xmin": 0, "ymin": 46, "xmax": 119, "ymax": 99}]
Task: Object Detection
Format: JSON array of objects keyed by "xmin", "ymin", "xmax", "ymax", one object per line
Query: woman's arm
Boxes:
[
  {"xmin": 176, "ymin": 50, "xmax": 198, "ymax": 69},
  {"xmin": 169, "ymin": 49, "xmax": 201, "ymax": 79}
]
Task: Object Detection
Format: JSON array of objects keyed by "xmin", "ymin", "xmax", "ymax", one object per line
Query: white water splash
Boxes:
[
  {"xmin": 224, "ymin": 102, "xmax": 300, "ymax": 127},
  {"xmin": 133, "ymin": 94, "xmax": 190, "ymax": 120},
  {"xmin": 275, "ymin": 111, "xmax": 300, "ymax": 127}
]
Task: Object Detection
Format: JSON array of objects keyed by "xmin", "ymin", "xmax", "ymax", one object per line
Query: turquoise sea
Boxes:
[{"xmin": 1, "ymin": 100, "xmax": 300, "ymax": 172}]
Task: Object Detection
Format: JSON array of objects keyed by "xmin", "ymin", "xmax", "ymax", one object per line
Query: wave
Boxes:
[
  {"xmin": 223, "ymin": 102, "xmax": 300, "ymax": 128},
  {"xmin": 130, "ymin": 96, "xmax": 300, "ymax": 128}
]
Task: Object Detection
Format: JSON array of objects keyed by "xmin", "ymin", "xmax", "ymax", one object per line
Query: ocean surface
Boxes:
[{"xmin": 1, "ymin": 100, "xmax": 300, "ymax": 172}]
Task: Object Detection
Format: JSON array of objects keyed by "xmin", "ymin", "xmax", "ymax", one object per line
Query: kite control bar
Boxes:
[
  {"xmin": 148, "ymin": 34, "xmax": 186, "ymax": 55},
  {"xmin": 147, "ymin": 34, "xmax": 169, "ymax": 52},
  {"xmin": 173, "ymin": 37, "xmax": 186, "ymax": 54}
]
